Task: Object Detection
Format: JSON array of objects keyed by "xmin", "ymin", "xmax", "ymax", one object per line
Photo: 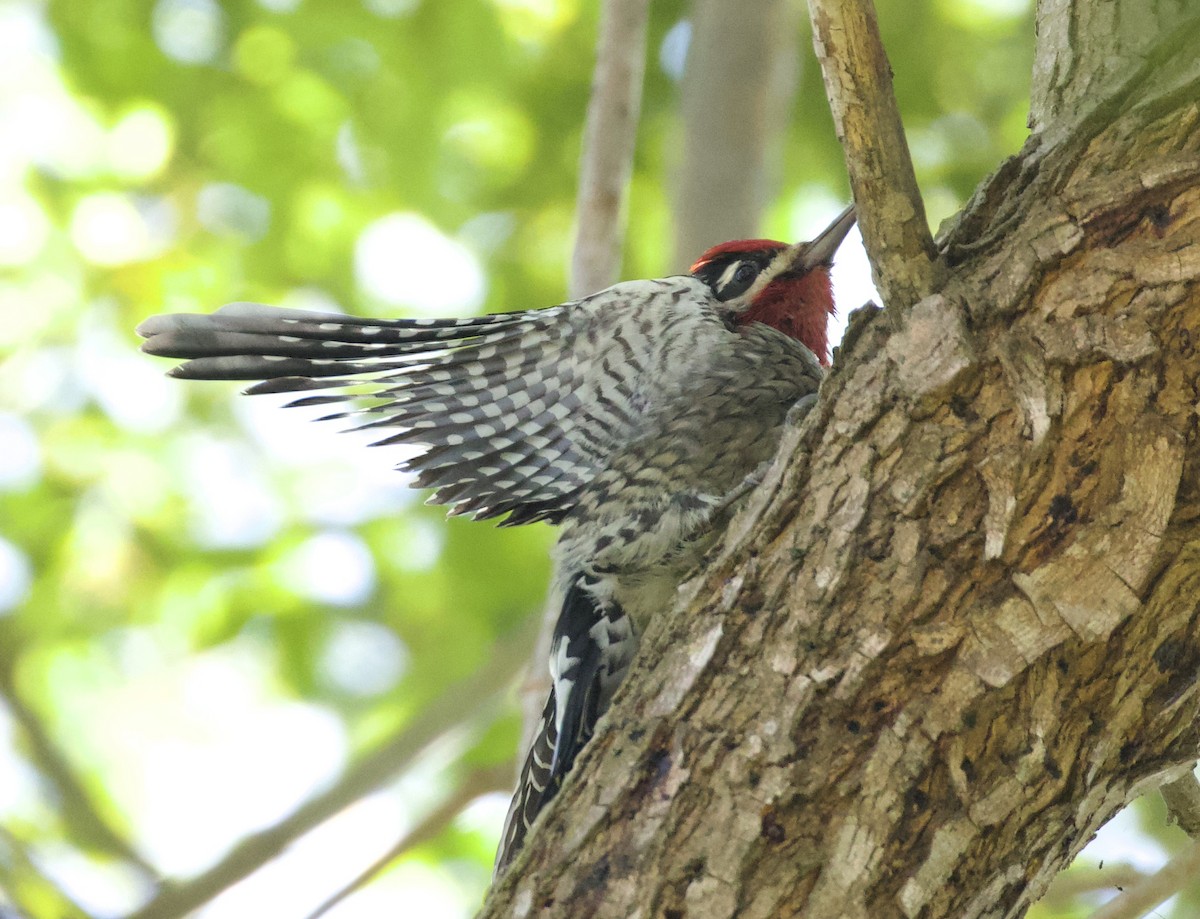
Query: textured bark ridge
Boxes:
[{"xmin": 479, "ymin": 31, "xmax": 1200, "ymax": 919}]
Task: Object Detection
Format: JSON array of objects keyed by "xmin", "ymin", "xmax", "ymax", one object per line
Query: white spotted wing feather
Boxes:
[{"xmin": 138, "ymin": 278, "xmax": 729, "ymax": 525}]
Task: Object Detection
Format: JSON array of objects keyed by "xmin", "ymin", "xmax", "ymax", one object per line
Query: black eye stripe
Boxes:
[
  {"xmin": 695, "ymin": 253, "xmax": 772, "ymax": 301},
  {"xmin": 690, "ymin": 246, "xmax": 785, "ymax": 302}
]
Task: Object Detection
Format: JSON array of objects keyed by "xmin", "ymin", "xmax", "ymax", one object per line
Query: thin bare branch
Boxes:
[
  {"xmin": 570, "ymin": 0, "xmax": 651, "ymax": 298},
  {"xmin": 524, "ymin": 0, "xmax": 654, "ymax": 767},
  {"xmin": 1085, "ymin": 838, "xmax": 1200, "ymax": 919},
  {"xmin": 126, "ymin": 619, "xmax": 536, "ymax": 919},
  {"xmin": 0, "ymin": 825, "xmax": 92, "ymax": 919},
  {"xmin": 301, "ymin": 764, "xmax": 511, "ymax": 919},
  {"xmin": 1039, "ymin": 863, "xmax": 1147, "ymax": 911},
  {"xmin": 0, "ymin": 647, "xmax": 155, "ymax": 875},
  {"xmin": 806, "ymin": 0, "xmax": 936, "ymax": 306}
]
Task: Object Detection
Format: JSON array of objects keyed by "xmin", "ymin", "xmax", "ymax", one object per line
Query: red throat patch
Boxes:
[{"xmin": 737, "ymin": 269, "xmax": 834, "ymax": 366}]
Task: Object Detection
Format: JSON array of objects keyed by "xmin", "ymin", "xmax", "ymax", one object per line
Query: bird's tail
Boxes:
[{"xmin": 495, "ymin": 693, "xmax": 559, "ymax": 875}]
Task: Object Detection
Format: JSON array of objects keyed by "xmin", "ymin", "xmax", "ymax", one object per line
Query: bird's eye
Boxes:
[{"xmin": 708, "ymin": 256, "xmax": 765, "ymax": 301}]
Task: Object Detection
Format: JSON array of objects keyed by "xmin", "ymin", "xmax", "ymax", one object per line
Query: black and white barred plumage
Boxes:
[{"xmin": 138, "ymin": 205, "xmax": 855, "ymax": 874}]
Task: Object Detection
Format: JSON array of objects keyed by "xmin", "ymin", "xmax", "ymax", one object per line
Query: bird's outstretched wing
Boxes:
[{"xmin": 138, "ymin": 278, "xmax": 715, "ymax": 525}]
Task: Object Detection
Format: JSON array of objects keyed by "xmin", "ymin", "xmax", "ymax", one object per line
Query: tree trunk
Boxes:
[{"xmin": 480, "ymin": 6, "xmax": 1200, "ymax": 917}]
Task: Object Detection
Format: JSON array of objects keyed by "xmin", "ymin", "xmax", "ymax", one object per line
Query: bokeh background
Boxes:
[{"xmin": 0, "ymin": 0, "xmax": 1195, "ymax": 916}]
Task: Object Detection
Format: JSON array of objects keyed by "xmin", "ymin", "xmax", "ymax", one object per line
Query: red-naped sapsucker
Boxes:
[{"xmin": 138, "ymin": 205, "xmax": 856, "ymax": 872}]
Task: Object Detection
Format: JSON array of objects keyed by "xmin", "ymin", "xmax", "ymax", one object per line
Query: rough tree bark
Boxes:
[{"xmin": 480, "ymin": 3, "xmax": 1200, "ymax": 917}]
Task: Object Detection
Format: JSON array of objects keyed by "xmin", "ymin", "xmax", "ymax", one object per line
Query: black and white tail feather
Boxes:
[{"xmin": 496, "ymin": 574, "xmax": 635, "ymax": 872}]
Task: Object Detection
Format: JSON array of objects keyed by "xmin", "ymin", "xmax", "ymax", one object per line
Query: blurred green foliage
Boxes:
[{"xmin": 4, "ymin": 0, "xmax": 1193, "ymax": 916}]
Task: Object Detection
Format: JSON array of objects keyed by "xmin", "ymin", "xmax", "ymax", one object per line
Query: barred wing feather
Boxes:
[{"xmin": 138, "ymin": 282, "xmax": 693, "ymax": 525}]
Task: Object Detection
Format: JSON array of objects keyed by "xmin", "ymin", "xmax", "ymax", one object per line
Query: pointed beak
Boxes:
[{"xmin": 790, "ymin": 204, "xmax": 857, "ymax": 271}]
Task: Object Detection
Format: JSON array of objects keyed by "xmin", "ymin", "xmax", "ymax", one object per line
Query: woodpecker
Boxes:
[{"xmin": 138, "ymin": 204, "xmax": 856, "ymax": 873}]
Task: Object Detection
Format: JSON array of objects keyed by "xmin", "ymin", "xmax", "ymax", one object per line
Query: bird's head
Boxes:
[{"xmin": 689, "ymin": 205, "xmax": 856, "ymax": 366}]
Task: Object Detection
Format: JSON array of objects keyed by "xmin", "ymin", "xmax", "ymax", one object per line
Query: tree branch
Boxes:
[
  {"xmin": 521, "ymin": 0, "xmax": 655, "ymax": 769},
  {"xmin": 301, "ymin": 764, "xmax": 511, "ymax": 919},
  {"xmin": 943, "ymin": 15, "xmax": 1200, "ymax": 267},
  {"xmin": 1038, "ymin": 862, "xmax": 1147, "ymax": 912},
  {"xmin": 127, "ymin": 620, "xmax": 535, "ymax": 919},
  {"xmin": 0, "ymin": 644, "xmax": 154, "ymax": 875},
  {"xmin": 1085, "ymin": 838, "xmax": 1200, "ymax": 919},
  {"xmin": 570, "ymin": 0, "xmax": 651, "ymax": 298},
  {"xmin": 0, "ymin": 825, "xmax": 92, "ymax": 919},
  {"xmin": 806, "ymin": 0, "xmax": 936, "ymax": 306}
]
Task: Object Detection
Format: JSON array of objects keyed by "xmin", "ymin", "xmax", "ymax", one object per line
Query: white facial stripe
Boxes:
[{"xmin": 717, "ymin": 260, "xmax": 744, "ymax": 291}]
